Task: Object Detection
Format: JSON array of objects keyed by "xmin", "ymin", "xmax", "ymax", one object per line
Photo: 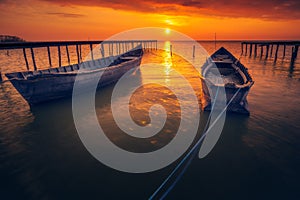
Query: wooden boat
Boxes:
[
  {"xmin": 200, "ymin": 47, "xmax": 254, "ymax": 115},
  {"xmin": 5, "ymin": 45, "xmax": 143, "ymax": 105}
]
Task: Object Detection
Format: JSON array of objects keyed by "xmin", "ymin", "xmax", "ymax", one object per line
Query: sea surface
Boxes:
[{"xmin": 0, "ymin": 41, "xmax": 299, "ymax": 199}]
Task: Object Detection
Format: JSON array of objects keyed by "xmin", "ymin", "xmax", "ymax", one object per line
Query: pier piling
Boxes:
[
  {"xmin": 79, "ymin": 45, "xmax": 82, "ymax": 61},
  {"xmin": 22, "ymin": 48, "xmax": 29, "ymax": 70},
  {"xmin": 76, "ymin": 45, "xmax": 80, "ymax": 64},
  {"xmin": 291, "ymin": 45, "xmax": 299, "ymax": 66},
  {"xmin": 274, "ymin": 44, "xmax": 279, "ymax": 62},
  {"xmin": 241, "ymin": 43, "xmax": 244, "ymax": 55},
  {"xmin": 192, "ymin": 45, "xmax": 195, "ymax": 58},
  {"xmin": 282, "ymin": 45, "xmax": 286, "ymax": 59},
  {"xmin": 241, "ymin": 41, "xmax": 299, "ymax": 66},
  {"xmin": 270, "ymin": 44, "xmax": 273, "ymax": 58},
  {"xmin": 30, "ymin": 47, "xmax": 37, "ymax": 71},
  {"xmin": 265, "ymin": 45, "xmax": 269, "ymax": 60},
  {"xmin": 249, "ymin": 44, "xmax": 253, "ymax": 57},
  {"xmin": 47, "ymin": 46, "xmax": 52, "ymax": 67},
  {"xmin": 89, "ymin": 44, "xmax": 94, "ymax": 60},
  {"xmin": 66, "ymin": 45, "xmax": 70, "ymax": 65},
  {"xmin": 57, "ymin": 46, "xmax": 61, "ymax": 67}
]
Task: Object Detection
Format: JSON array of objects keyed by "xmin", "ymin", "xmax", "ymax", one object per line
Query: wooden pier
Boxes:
[
  {"xmin": 241, "ymin": 41, "xmax": 299, "ymax": 65},
  {"xmin": 0, "ymin": 40, "xmax": 157, "ymax": 82}
]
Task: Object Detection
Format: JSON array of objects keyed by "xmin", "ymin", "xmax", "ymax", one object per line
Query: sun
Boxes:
[{"xmin": 165, "ymin": 28, "xmax": 171, "ymax": 35}]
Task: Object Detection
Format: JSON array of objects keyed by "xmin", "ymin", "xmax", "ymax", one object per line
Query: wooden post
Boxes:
[
  {"xmin": 23, "ymin": 48, "xmax": 29, "ymax": 70},
  {"xmin": 254, "ymin": 44, "xmax": 257, "ymax": 57},
  {"xmin": 79, "ymin": 45, "xmax": 82, "ymax": 61},
  {"xmin": 192, "ymin": 45, "xmax": 195, "ymax": 58},
  {"xmin": 170, "ymin": 44, "xmax": 172, "ymax": 56},
  {"xmin": 260, "ymin": 45, "xmax": 263, "ymax": 58},
  {"xmin": 249, "ymin": 44, "xmax": 253, "ymax": 57},
  {"xmin": 291, "ymin": 45, "xmax": 299, "ymax": 66},
  {"xmin": 241, "ymin": 43, "xmax": 244, "ymax": 55},
  {"xmin": 156, "ymin": 41, "xmax": 158, "ymax": 50},
  {"xmin": 118, "ymin": 43, "xmax": 121, "ymax": 54},
  {"xmin": 76, "ymin": 45, "xmax": 80, "ymax": 63},
  {"xmin": 58, "ymin": 46, "xmax": 61, "ymax": 67},
  {"xmin": 293, "ymin": 46, "xmax": 298, "ymax": 58},
  {"xmin": 270, "ymin": 44, "xmax": 273, "ymax": 57},
  {"xmin": 66, "ymin": 45, "xmax": 70, "ymax": 65},
  {"xmin": 30, "ymin": 47, "xmax": 37, "ymax": 71},
  {"xmin": 274, "ymin": 44, "xmax": 279, "ymax": 62},
  {"xmin": 282, "ymin": 45, "xmax": 286, "ymax": 59},
  {"xmin": 100, "ymin": 43, "xmax": 105, "ymax": 57},
  {"xmin": 0, "ymin": 71, "xmax": 2, "ymax": 83},
  {"xmin": 89, "ymin": 43, "xmax": 94, "ymax": 60},
  {"xmin": 116, "ymin": 43, "xmax": 118, "ymax": 55},
  {"xmin": 47, "ymin": 46, "xmax": 52, "ymax": 67},
  {"xmin": 108, "ymin": 43, "xmax": 111, "ymax": 56},
  {"xmin": 245, "ymin": 44, "xmax": 248, "ymax": 55},
  {"xmin": 265, "ymin": 45, "xmax": 269, "ymax": 59}
]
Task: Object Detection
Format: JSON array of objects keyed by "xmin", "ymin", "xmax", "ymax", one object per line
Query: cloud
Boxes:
[
  {"xmin": 47, "ymin": 12, "xmax": 85, "ymax": 18},
  {"xmin": 40, "ymin": 0, "xmax": 300, "ymax": 20}
]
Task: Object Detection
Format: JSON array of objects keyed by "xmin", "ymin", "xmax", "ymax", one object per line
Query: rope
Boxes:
[
  {"xmin": 149, "ymin": 87, "xmax": 241, "ymax": 200},
  {"xmin": 149, "ymin": 87, "xmax": 220, "ymax": 200}
]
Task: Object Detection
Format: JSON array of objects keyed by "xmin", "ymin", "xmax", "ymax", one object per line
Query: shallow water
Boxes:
[{"xmin": 0, "ymin": 41, "xmax": 299, "ymax": 199}]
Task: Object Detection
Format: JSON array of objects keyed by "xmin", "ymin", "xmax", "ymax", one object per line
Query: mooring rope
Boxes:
[{"xmin": 149, "ymin": 87, "xmax": 241, "ymax": 200}]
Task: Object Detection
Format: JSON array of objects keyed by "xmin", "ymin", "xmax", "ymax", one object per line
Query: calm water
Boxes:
[{"xmin": 0, "ymin": 41, "xmax": 299, "ymax": 199}]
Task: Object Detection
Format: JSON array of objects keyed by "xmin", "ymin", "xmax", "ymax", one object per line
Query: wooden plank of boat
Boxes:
[
  {"xmin": 5, "ymin": 45, "xmax": 143, "ymax": 105},
  {"xmin": 200, "ymin": 47, "xmax": 254, "ymax": 115}
]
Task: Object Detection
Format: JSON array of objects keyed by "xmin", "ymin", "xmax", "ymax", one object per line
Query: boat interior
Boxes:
[{"xmin": 204, "ymin": 54, "xmax": 251, "ymax": 86}]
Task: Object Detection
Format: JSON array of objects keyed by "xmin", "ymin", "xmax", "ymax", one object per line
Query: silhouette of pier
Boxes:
[{"xmin": 241, "ymin": 41, "xmax": 299, "ymax": 66}]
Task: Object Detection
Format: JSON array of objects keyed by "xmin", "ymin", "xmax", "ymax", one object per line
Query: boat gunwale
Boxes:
[
  {"xmin": 201, "ymin": 47, "xmax": 254, "ymax": 88},
  {"xmin": 5, "ymin": 48, "xmax": 143, "ymax": 81}
]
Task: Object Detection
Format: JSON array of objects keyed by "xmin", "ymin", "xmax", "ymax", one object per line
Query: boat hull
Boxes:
[
  {"xmin": 200, "ymin": 47, "xmax": 254, "ymax": 115},
  {"xmin": 7, "ymin": 57, "xmax": 142, "ymax": 105},
  {"xmin": 200, "ymin": 78, "xmax": 252, "ymax": 115}
]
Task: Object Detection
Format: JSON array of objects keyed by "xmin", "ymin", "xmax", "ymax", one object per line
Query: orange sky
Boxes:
[{"xmin": 0, "ymin": 0, "xmax": 299, "ymax": 41}]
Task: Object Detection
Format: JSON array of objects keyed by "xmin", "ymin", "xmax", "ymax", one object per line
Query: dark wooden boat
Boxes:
[
  {"xmin": 6, "ymin": 45, "xmax": 143, "ymax": 105},
  {"xmin": 200, "ymin": 47, "xmax": 254, "ymax": 115}
]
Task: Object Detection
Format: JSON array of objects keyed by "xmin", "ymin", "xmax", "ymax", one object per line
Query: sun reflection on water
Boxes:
[{"xmin": 163, "ymin": 41, "xmax": 173, "ymax": 83}]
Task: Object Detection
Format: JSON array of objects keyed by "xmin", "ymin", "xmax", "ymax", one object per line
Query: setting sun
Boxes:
[{"xmin": 165, "ymin": 28, "xmax": 171, "ymax": 35}]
